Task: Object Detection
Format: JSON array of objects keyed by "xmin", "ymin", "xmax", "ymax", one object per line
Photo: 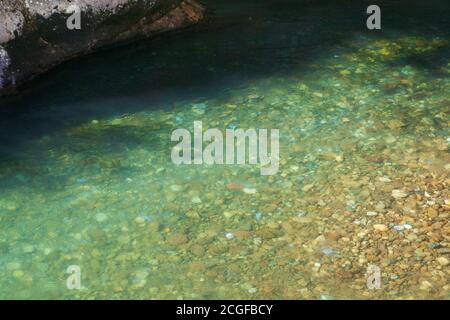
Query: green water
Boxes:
[{"xmin": 0, "ymin": 0, "xmax": 449, "ymax": 299}]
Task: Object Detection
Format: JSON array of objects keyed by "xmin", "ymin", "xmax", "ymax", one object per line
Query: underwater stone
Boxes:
[
  {"xmin": 392, "ymin": 189, "xmax": 408, "ymax": 199},
  {"xmin": 191, "ymin": 196, "xmax": 202, "ymax": 204},
  {"xmin": 170, "ymin": 184, "xmax": 183, "ymax": 192},
  {"xmin": 436, "ymin": 257, "xmax": 449, "ymax": 266},
  {"xmin": 242, "ymin": 187, "xmax": 257, "ymax": 195},
  {"xmin": 134, "ymin": 217, "xmax": 146, "ymax": 225},
  {"xmin": 320, "ymin": 247, "xmax": 336, "ymax": 256},
  {"xmin": 225, "ymin": 232, "xmax": 234, "ymax": 240},
  {"xmin": 95, "ymin": 213, "xmax": 108, "ymax": 222}
]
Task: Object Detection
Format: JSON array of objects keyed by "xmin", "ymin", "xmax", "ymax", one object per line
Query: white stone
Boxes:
[
  {"xmin": 95, "ymin": 213, "xmax": 108, "ymax": 222},
  {"xmin": 392, "ymin": 189, "xmax": 408, "ymax": 199}
]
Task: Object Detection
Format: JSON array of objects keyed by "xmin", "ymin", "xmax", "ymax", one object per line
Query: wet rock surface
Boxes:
[{"xmin": 0, "ymin": 0, "xmax": 204, "ymax": 95}]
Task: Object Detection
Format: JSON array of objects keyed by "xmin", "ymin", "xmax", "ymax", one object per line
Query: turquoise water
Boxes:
[{"xmin": 0, "ymin": 0, "xmax": 449, "ymax": 299}]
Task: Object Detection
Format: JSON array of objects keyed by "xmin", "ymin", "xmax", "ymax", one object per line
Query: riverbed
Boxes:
[{"xmin": 0, "ymin": 0, "xmax": 448, "ymax": 299}]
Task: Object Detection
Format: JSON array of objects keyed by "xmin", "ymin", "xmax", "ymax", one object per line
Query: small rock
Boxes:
[
  {"xmin": 170, "ymin": 185, "xmax": 183, "ymax": 192},
  {"xmin": 190, "ymin": 244, "xmax": 205, "ymax": 256},
  {"xmin": 321, "ymin": 247, "xmax": 337, "ymax": 256},
  {"xmin": 167, "ymin": 234, "xmax": 189, "ymax": 246},
  {"xmin": 302, "ymin": 184, "xmax": 314, "ymax": 192},
  {"xmin": 223, "ymin": 211, "xmax": 235, "ymax": 218},
  {"xmin": 436, "ymin": 257, "xmax": 449, "ymax": 266},
  {"xmin": 420, "ymin": 280, "xmax": 433, "ymax": 291},
  {"xmin": 134, "ymin": 217, "xmax": 146, "ymax": 225},
  {"xmin": 366, "ymin": 211, "xmax": 378, "ymax": 216},
  {"xmin": 225, "ymin": 232, "xmax": 235, "ymax": 240},
  {"xmin": 226, "ymin": 182, "xmax": 244, "ymax": 191},
  {"xmin": 191, "ymin": 196, "xmax": 202, "ymax": 204},
  {"xmin": 95, "ymin": 213, "xmax": 108, "ymax": 222},
  {"xmin": 243, "ymin": 187, "xmax": 257, "ymax": 194},
  {"xmin": 186, "ymin": 211, "xmax": 200, "ymax": 219},
  {"xmin": 392, "ymin": 189, "xmax": 408, "ymax": 199},
  {"xmin": 373, "ymin": 224, "xmax": 389, "ymax": 232},
  {"xmin": 406, "ymin": 233, "xmax": 418, "ymax": 241}
]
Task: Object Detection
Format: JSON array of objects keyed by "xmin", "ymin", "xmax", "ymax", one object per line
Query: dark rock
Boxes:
[{"xmin": 0, "ymin": 0, "xmax": 204, "ymax": 95}]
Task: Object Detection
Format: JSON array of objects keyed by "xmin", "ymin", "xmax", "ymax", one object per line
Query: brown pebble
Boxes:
[
  {"xmin": 190, "ymin": 244, "xmax": 205, "ymax": 256},
  {"xmin": 167, "ymin": 233, "xmax": 188, "ymax": 246},
  {"xmin": 234, "ymin": 231, "xmax": 253, "ymax": 239}
]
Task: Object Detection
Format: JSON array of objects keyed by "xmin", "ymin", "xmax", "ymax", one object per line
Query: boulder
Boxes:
[{"xmin": 0, "ymin": 0, "xmax": 204, "ymax": 95}]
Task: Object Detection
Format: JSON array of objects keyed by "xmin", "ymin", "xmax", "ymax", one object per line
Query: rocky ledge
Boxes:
[{"xmin": 0, "ymin": 0, "xmax": 204, "ymax": 95}]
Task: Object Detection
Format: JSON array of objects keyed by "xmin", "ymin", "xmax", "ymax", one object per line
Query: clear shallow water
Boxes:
[{"xmin": 0, "ymin": 0, "xmax": 449, "ymax": 299}]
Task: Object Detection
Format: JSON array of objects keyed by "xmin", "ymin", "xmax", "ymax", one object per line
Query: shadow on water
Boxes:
[{"xmin": 0, "ymin": 0, "xmax": 449, "ymax": 162}]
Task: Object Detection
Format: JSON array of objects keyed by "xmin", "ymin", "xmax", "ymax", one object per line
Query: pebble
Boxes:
[
  {"xmin": 225, "ymin": 232, "xmax": 235, "ymax": 240},
  {"xmin": 185, "ymin": 211, "xmax": 200, "ymax": 219},
  {"xmin": 248, "ymin": 288, "xmax": 257, "ymax": 294},
  {"xmin": 143, "ymin": 215, "xmax": 153, "ymax": 222},
  {"xmin": 420, "ymin": 280, "xmax": 433, "ymax": 291},
  {"xmin": 227, "ymin": 182, "xmax": 244, "ymax": 190},
  {"xmin": 406, "ymin": 233, "xmax": 418, "ymax": 241},
  {"xmin": 436, "ymin": 257, "xmax": 449, "ymax": 266},
  {"xmin": 392, "ymin": 189, "xmax": 408, "ymax": 199},
  {"xmin": 170, "ymin": 185, "xmax": 183, "ymax": 192},
  {"xmin": 393, "ymin": 224, "xmax": 412, "ymax": 231},
  {"xmin": 321, "ymin": 247, "xmax": 337, "ymax": 256},
  {"xmin": 190, "ymin": 245, "xmax": 205, "ymax": 256},
  {"xmin": 191, "ymin": 196, "xmax": 202, "ymax": 204},
  {"xmin": 134, "ymin": 217, "xmax": 146, "ymax": 225},
  {"xmin": 243, "ymin": 187, "xmax": 257, "ymax": 194},
  {"xmin": 223, "ymin": 211, "xmax": 234, "ymax": 218},
  {"xmin": 373, "ymin": 224, "xmax": 389, "ymax": 232},
  {"xmin": 366, "ymin": 211, "xmax": 378, "ymax": 216},
  {"xmin": 167, "ymin": 234, "xmax": 189, "ymax": 246},
  {"xmin": 95, "ymin": 213, "xmax": 108, "ymax": 222}
]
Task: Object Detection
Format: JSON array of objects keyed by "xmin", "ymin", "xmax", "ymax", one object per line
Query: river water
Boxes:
[{"xmin": 0, "ymin": 0, "xmax": 449, "ymax": 299}]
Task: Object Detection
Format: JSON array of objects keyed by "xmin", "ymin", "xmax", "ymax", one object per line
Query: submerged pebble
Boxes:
[
  {"xmin": 225, "ymin": 232, "xmax": 235, "ymax": 240},
  {"xmin": 95, "ymin": 213, "xmax": 108, "ymax": 223}
]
